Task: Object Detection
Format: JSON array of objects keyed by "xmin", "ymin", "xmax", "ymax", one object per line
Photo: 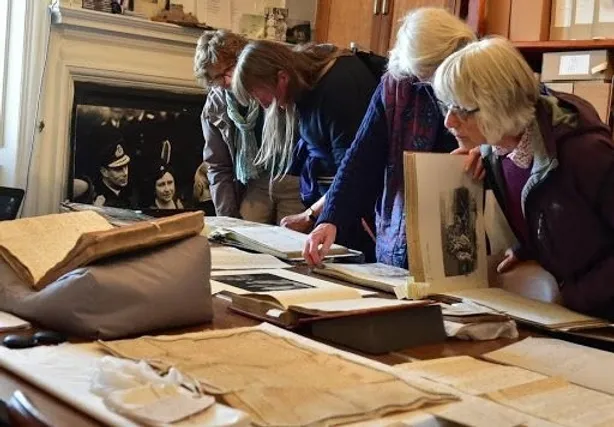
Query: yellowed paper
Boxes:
[
  {"xmin": 485, "ymin": 337, "xmax": 614, "ymax": 396},
  {"xmin": 440, "ymin": 288, "xmax": 606, "ymax": 329},
  {"xmin": 291, "ymin": 298, "xmax": 426, "ymax": 314},
  {"xmin": 395, "ymin": 356, "xmax": 545, "ymax": 396},
  {"xmin": 0, "ymin": 211, "xmax": 113, "ymax": 285},
  {"xmin": 99, "ymin": 326, "xmax": 456, "ymax": 426},
  {"xmin": 487, "ymin": 377, "xmax": 614, "ymax": 427},
  {"xmin": 210, "ymin": 246, "xmax": 290, "ymax": 270},
  {"xmin": 428, "ymin": 395, "xmax": 563, "ymax": 427}
]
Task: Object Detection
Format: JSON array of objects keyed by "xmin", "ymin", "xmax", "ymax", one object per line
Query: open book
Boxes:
[
  {"xmin": 404, "ymin": 153, "xmax": 487, "ymax": 297},
  {"xmin": 436, "ymin": 287, "xmax": 610, "ymax": 331},
  {"xmin": 0, "ymin": 210, "xmax": 204, "ymax": 289},
  {"xmin": 210, "ymin": 222, "xmax": 359, "ymax": 261},
  {"xmin": 314, "ymin": 262, "xmax": 411, "ymax": 299}
]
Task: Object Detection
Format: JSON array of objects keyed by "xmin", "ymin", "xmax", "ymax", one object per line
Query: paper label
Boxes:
[
  {"xmin": 554, "ymin": 0, "xmax": 573, "ymax": 27},
  {"xmin": 575, "ymin": 0, "xmax": 596, "ymax": 24},
  {"xmin": 600, "ymin": 0, "xmax": 614, "ymax": 22},
  {"xmin": 266, "ymin": 308, "xmax": 284, "ymax": 318},
  {"xmin": 559, "ymin": 55, "xmax": 591, "ymax": 76}
]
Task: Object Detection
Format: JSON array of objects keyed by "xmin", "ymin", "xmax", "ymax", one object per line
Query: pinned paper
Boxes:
[
  {"xmin": 559, "ymin": 54, "xmax": 591, "ymax": 76},
  {"xmin": 575, "ymin": 0, "xmax": 595, "ymax": 25}
]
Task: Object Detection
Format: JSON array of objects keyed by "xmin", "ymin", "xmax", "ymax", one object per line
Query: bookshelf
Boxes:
[{"xmin": 513, "ymin": 39, "xmax": 614, "ymax": 72}]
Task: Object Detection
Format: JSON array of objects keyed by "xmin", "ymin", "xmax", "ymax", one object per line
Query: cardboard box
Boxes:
[
  {"xmin": 545, "ymin": 82, "xmax": 575, "ymax": 94},
  {"xmin": 541, "ymin": 50, "xmax": 612, "ymax": 82},
  {"xmin": 510, "ymin": 0, "xmax": 552, "ymax": 41},
  {"xmin": 486, "ymin": 0, "xmax": 512, "ymax": 37},
  {"xmin": 544, "ymin": 80, "xmax": 612, "ymax": 124},
  {"xmin": 573, "ymin": 81, "xmax": 612, "ymax": 124}
]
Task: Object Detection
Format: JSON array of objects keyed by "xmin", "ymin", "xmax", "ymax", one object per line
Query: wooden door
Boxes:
[
  {"xmin": 316, "ymin": 0, "xmax": 378, "ymax": 50},
  {"xmin": 388, "ymin": 0, "xmax": 456, "ymax": 47}
]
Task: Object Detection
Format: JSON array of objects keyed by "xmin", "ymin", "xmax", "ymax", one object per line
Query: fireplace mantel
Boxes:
[
  {"xmin": 28, "ymin": 5, "xmax": 206, "ymax": 216},
  {"xmin": 51, "ymin": 5, "xmax": 204, "ymax": 47}
]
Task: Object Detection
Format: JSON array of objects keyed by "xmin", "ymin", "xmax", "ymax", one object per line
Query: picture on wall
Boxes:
[{"xmin": 69, "ymin": 83, "xmax": 214, "ymax": 214}]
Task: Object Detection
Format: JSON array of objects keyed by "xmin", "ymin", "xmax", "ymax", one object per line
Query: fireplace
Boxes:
[{"xmin": 27, "ymin": 4, "xmax": 204, "ymax": 216}]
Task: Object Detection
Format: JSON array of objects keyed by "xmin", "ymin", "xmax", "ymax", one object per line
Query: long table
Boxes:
[{"xmin": 0, "ymin": 293, "xmax": 531, "ymax": 427}]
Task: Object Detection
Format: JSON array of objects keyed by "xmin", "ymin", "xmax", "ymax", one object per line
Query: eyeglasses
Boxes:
[
  {"xmin": 207, "ymin": 64, "xmax": 234, "ymax": 86},
  {"xmin": 436, "ymin": 100, "xmax": 480, "ymax": 121}
]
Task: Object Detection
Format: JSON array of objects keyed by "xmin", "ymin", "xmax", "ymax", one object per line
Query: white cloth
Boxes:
[
  {"xmin": 91, "ymin": 356, "xmax": 217, "ymax": 426},
  {"xmin": 444, "ymin": 320, "xmax": 519, "ymax": 341}
]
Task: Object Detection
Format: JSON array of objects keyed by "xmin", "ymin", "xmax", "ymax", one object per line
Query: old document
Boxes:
[
  {"xmin": 0, "ymin": 211, "xmax": 113, "ymax": 287},
  {"xmin": 99, "ymin": 326, "xmax": 456, "ymax": 426},
  {"xmin": 428, "ymin": 395, "xmax": 563, "ymax": 427},
  {"xmin": 440, "ymin": 288, "xmax": 607, "ymax": 330},
  {"xmin": 395, "ymin": 356, "xmax": 545, "ymax": 396},
  {"xmin": 485, "ymin": 337, "xmax": 614, "ymax": 395},
  {"xmin": 487, "ymin": 377, "xmax": 614, "ymax": 427}
]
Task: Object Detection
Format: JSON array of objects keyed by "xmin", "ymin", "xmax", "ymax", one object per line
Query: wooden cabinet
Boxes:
[{"xmin": 316, "ymin": 0, "xmax": 478, "ymax": 56}]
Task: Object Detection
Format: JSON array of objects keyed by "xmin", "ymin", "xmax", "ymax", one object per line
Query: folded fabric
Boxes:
[
  {"xmin": 0, "ymin": 236, "xmax": 213, "ymax": 339},
  {"xmin": 444, "ymin": 320, "xmax": 519, "ymax": 341},
  {"xmin": 91, "ymin": 356, "xmax": 250, "ymax": 427}
]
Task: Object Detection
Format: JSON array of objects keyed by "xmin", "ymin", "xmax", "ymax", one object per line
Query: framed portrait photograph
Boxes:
[{"xmin": 69, "ymin": 82, "xmax": 213, "ymax": 215}]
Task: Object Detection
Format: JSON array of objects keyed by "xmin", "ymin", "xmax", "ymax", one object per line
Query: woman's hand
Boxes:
[
  {"xmin": 497, "ymin": 248, "xmax": 519, "ymax": 273},
  {"xmin": 451, "ymin": 146, "xmax": 485, "ymax": 181},
  {"xmin": 280, "ymin": 211, "xmax": 313, "ymax": 233},
  {"xmin": 303, "ymin": 223, "xmax": 337, "ymax": 266}
]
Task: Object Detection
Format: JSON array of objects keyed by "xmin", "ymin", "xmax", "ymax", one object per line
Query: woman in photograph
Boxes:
[
  {"xmin": 150, "ymin": 163, "xmax": 184, "ymax": 209},
  {"xmin": 194, "ymin": 29, "xmax": 303, "ymax": 224},
  {"xmin": 232, "ymin": 39, "xmax": 378, "ymax": 260},
  {"xmin": 299, "ymin": 8, "xmax": 476, "ymax": 267},
  {"xmin": 433, "ymin": 37, "xmax": 614, "ymax": 318}
]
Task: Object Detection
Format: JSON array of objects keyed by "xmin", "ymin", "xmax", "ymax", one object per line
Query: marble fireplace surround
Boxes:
[{"xmin": 29, "ymin": 5, "xmax": 203, "ymax": 216}]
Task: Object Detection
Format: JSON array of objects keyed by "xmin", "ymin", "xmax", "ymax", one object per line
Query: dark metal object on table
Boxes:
[{"xmin": 0, "ymin": 391, "xmax": 52, "ymax": 427}]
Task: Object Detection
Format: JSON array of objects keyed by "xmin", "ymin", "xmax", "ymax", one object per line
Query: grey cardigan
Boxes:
[{"xmin": 200, "ymin": 87, "xmax": 243, "ymax": 217}]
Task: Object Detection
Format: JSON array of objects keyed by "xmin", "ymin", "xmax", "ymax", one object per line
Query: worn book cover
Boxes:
[{"xmin": 0, "ymin": 210, "xmax": 203, "ymax": 289}]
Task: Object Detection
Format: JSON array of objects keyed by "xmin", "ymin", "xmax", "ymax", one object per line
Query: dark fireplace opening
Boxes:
[{"xmin": 69, "ymin": 82, "xmax": 214, "ymax": 215}]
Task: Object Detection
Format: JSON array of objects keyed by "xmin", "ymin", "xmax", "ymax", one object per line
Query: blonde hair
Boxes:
[
  {"xmin": 388, "ymin": 7, "xmax": 476, "ymax": 80},
  {"xmin": 193, "ymin": 30, "xmax": 248, "ymax": 87},
  {"xmin": 232, "ymin": 41, "xmax": 344, "ymax": 177},
  {"xmin": 433, "ymin": 37, "xmax": 539, "ymax": 144}
]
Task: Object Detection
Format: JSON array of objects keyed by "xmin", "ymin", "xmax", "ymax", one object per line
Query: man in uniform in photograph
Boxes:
[{"xmin": 95, "ymin": 140, "xmax": 133, "ymax": 208}]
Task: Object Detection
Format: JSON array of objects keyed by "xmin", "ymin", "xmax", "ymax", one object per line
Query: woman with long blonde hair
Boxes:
[
  {"xmin": 232, "ymin": 40, "xmax": 378, "ymax": 259},
  {"xmin": 302, "ymin": 8, "xmax": 477, "ymax": 267},
  {"xmin": 194, "ymin": 30, "xmax": 303, "ymax": 224}
]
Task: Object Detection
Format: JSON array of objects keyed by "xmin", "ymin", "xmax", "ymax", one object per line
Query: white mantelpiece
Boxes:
[{"xmin": 25, "ymin": 5, "xmax": 205, "ymax": 216}]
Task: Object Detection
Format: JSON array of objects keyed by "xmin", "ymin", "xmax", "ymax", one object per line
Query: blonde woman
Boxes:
[
  {"xmin": 194, "ymin": 30, "xmax": 303, "ymax": 224},
  {"xmin": 302, "ymin": 8, "xmax": 476, "ymax": 267},
  {"xmin": 433, "ymin": 37, "xmax": 614, "ymax": 318},
  {"xmin": 232, "ymin": 40, "xmax": 378, "ymax": 260}
]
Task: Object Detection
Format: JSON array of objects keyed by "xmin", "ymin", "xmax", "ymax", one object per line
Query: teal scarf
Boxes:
[{"xmin": 225, "ymin": 91, "xmax": 261, "ymax": 184}]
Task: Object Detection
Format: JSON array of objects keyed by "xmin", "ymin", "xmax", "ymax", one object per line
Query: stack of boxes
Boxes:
[
  {"xmin": 485, "ymin": 0, "xmax": 614, "ymax": 128},
  {"xmin": 541, "ymin": 50, "xmax": 613, "ymax": 125}
]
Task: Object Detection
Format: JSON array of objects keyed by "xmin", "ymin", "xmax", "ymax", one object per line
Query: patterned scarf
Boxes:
[
  {"xmin": 225, "ymin": 91, "xmax": 261, "ymax": 184},
  {"xmin": 494, "ymin": 121, "xmax": 536, "ymax": 169}
]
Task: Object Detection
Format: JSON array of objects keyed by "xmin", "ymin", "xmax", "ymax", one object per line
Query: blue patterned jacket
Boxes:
[{"xmin": 318, "ymin": 73, "xmax": 457, "ymax": 267}]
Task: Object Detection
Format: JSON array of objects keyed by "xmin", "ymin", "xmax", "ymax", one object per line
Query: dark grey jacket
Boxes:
[{"xmin": 200, "ymin": 87, "xmax": 244, "ymax": 217}]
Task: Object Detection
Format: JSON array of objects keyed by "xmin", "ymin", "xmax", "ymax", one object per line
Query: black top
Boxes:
[{"xmin": 295, "ymin": 55, "xmax": 378, "ymax": 179}]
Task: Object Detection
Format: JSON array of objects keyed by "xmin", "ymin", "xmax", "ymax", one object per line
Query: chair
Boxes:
[{"xmin": 0, "ymin": 186, "xmax": 25, "ymax": 221}]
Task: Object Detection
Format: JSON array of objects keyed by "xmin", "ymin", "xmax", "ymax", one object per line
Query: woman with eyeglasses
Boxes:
[
  {"xmin": 302, "ymin": 8, "xmax": 476, "ymax": 268},
  {"xmin": 193, "ymin": 30, "xmax": 303, "ymax": 223},
  {"xmin": 434, "ymin": 37, "xmax": 614, "ymax": 319}
]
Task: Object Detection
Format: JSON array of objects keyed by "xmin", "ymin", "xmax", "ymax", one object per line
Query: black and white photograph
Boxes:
[
  {"xmin": 215, "ymin": 273, "xmax": 315, "ymax": 293},
  {"xmin": 440, "ymin": 186, "xmax": 478, "ymax": 277},
  {"xmin": 264, "ymin": 7, "xmax": 288, "ymax": 41},
  {"xmin": 69, "ymin": 83, "xmax": 214, "ymax": 214}
]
